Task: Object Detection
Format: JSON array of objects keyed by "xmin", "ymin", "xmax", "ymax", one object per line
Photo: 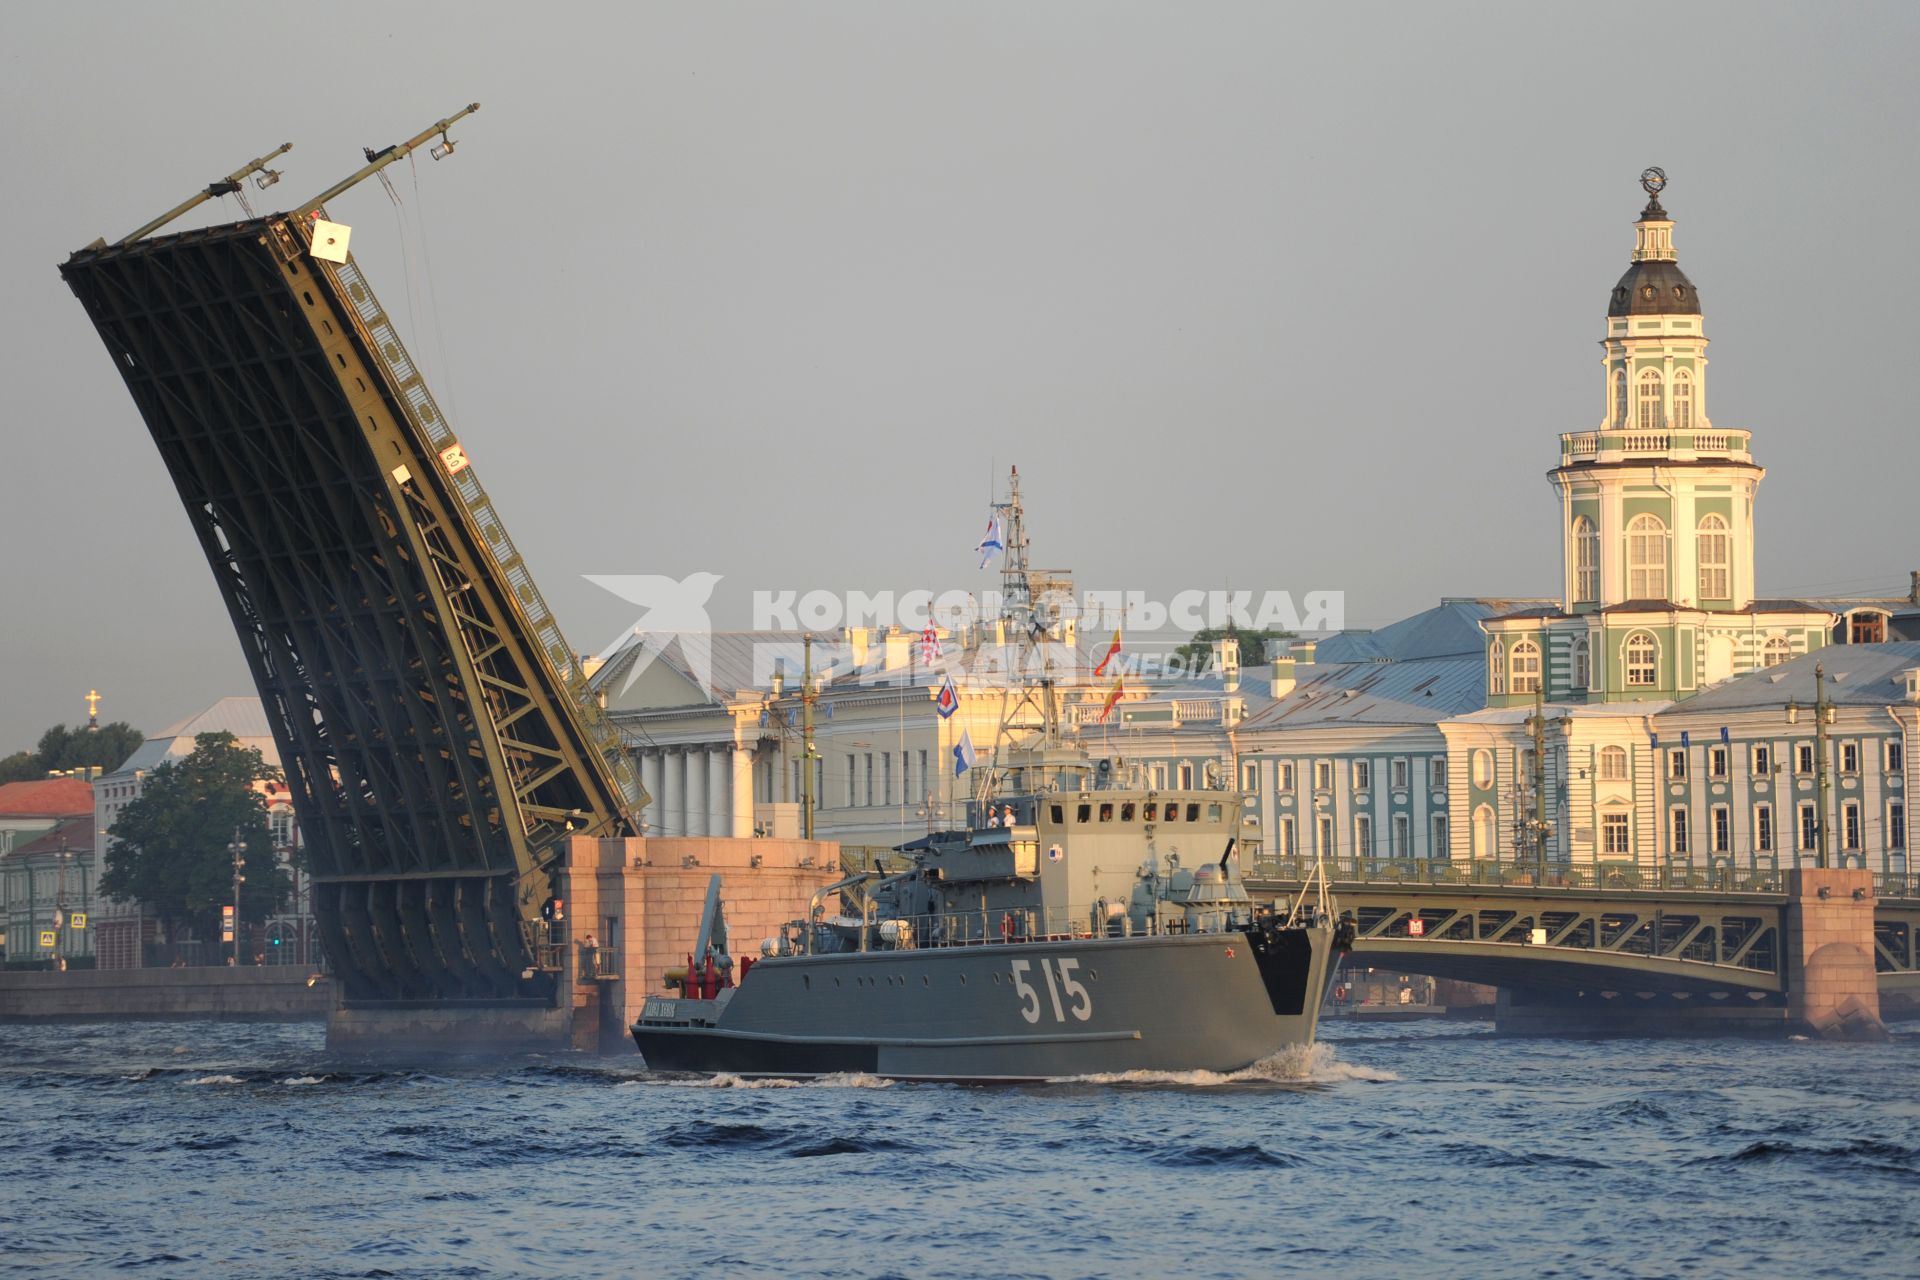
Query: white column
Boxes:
[
  {"xmin": 686, "ymin": 748, "xmax": 708, "ymax": 837},
  {"xmin": 732, "ymin": 746, "xmax": 755, "ymax": 838},
  {"xmin": 663, "ymin": 749, "xmax": 685, "ymax": 836},
  {"xmin": 641, "ymin": 752, "xmax": 664, "ymax": 832},
  {"xmin": 707, "ymin": 748, "xmax": 729, "ymax": 837}
]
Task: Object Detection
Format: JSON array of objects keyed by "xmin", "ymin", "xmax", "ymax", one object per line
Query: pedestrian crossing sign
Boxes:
[
  {"xmin": 39, "ymin": 930, "xmax": 57, "ymax": 948},
  {"xmin": 70, "ymin": 913, "xmax": 88, "ymax": 930}
]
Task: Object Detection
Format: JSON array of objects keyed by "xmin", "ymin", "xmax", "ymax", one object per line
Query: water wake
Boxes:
[{"xmin": 1058, "ymin": 1042, "xmax": 1399, "ymax": 1088}]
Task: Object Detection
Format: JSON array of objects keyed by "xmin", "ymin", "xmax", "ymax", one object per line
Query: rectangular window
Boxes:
[
  {"xmin": 1353, "ymin": 760, "xmax": 1372, "ymax": 791},
  {"xmin": 1709, "ymin": 746, "xmax": 1728, "ymax": 779},
  {"xmin": 1355, "ymin": 814, "xmax": 1373, "ymax": 856},
  {"xmin": 1314, "ymin": 760, "xmax": 1333, "ymax": 791},
  {"xmin": 1712, "ymin": 806, "xmax": 1730, "ymax": 854},
  {"xmin": 1796, "ymin": 744, "xmax": 1814, "ymax": 775},
  {"xmin": 1756, "ymin": 804, "xmax": 1774, "ymax": 852},
  {"xmin": 1150, "ymin": 763, "xmax": 1167, "ymax": 790},
  {"xmin": 1241, "ymin": 761, "xmax": 1259, "ymax": 792},
  {"xmin": 1603, "ymin": 813, "xmax": 1630, "ymax": 856},
  {"xmin": 864, "ymin": 753, "xmax": 874, "ymax": 806},
  {"xmin": 1753, "ymin": 744, "xmax": 1772, "ymax": 775},
  {"xmin": 1391, "ymin": 758, "xmax": 1410, "ymax": 790},
  {"xmin": 1392, "ymin": 813, "xmax": 1410, "ymax": 858},
  {"xmin": 1843, "ymin": 801, "xmax": 1861, "ymax": 850},
  {"xmin": 1277, "ymin": 762, "xmax": 1295, "ymax": 791},
  {"xmin": 1841, "ymin": 743, "xmax": 1859, "ymax": 774},
  {"xmin": 1798, "ymin": 803, "xmax": 1818, "ymax": 851},
  {"xmin": 1276, "ymin": 816, "xmax": 1295, "ymax": 859},
  {"xmin": 1317, "ymin": 815, "xmax": 1335, "ymax": 856},
  {"xmin": 1668, "ymin": 749, "xmax": 1688, "ymax": 781},
  {"xmin": 845, "ymin": 755, "xmax": 856, "ymax": 808},
  {"xmin": 1892, "ymin": 802, "xmax": 1907, "ymax": 851},
  {"xmin": 1432, "ymin": 814, "xmax": 1450, "ymax": 856},
  {"xmin": 1432, "ymin": 757, "xmax": 1448, "ymax": 789},
  {"xmin": 1670, "ymin": 807, "xmax": 1689, "ymax": 854},
  {"xmin": 1888, "ymin": 741, "xmax": 1905, "ymax": 773},
  {"xmin": 882, "ymin": 753, "xmax": 892, "ymax": 806},
  {"xmin": 1177, "ymin": 762, "xmax": 1194, "ymax": 789}
]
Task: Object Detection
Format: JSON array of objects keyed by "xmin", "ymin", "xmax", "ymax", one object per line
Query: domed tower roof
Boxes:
[{"xmin": 1607, "ymin": 169, "xmax": 1699, "ymax": 316}]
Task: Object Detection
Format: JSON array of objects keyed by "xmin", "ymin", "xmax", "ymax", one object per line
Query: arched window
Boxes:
[
  {"xmin": 1627, "ymin": 514, "xmax": 1668, "ymax": 599},
  {"xmin": 1573, "ymin": 516, "xmax": 1598, "ymax": 602},
  {"xmin": 1762, "ymin": 636, "xmax": 1791, "ymax": 667},
  {"xmin": 1625, "ymin": 632, "xmax": 1658, "ymax": 687},
  {"xmin": 1613, "ymin": 369, "xmax": 1628, "ymax": 427},
  {"xmin": 1672, "ymin": 369, "xmax": 1695, "ymax": 430},
  {"xmin": 1600, "ymin": 745, "xmax": 1628, "ymax": 780},
  {"xmin": 1572, "ymin": 637, "xmax": 1591, "ymax": 690},
  {"xmin": 1510, "ymin": 639, "xmax": 1541, "ymax": 694},
  {"xmin": 1696, "ymin": 513, "xmax": 1730, "ymax": 601},
  {"xmin": 1488, "ymin": 643, "xmax": 1506, "ymax": 695},
  {"xmin": 1637, "ymin": 369, "xmax": 1663, "ymax": 431},
  {"xmin": 1472, "ymin": 804, "xmax": 1496, "ymax": 859}
]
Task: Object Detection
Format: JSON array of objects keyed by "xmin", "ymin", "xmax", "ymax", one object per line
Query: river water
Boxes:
[{"xmin": 2, "ymin": 1018, "xmax": 1915, "ymax": 1279}]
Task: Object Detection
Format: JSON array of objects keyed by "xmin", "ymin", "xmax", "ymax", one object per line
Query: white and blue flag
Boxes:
[
  {"xmin": 953, "ymin": 729, "xmax": 977, "ymax": 776},
  {"xmin": 975, "ymin": 515, "xmax": 1003, "ymax": 569}
]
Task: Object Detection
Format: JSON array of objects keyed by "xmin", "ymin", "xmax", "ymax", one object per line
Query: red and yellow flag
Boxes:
[
  {"xmin": 1097, "ymin": 673, "xmax": 1125, "ymax": 722},
  {"xmin": 1093, "ymin": 627, "xmax": 1122, "ymax": 677}
]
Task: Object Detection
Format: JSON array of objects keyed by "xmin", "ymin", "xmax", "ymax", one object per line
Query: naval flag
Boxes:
[
  {"xmin": 953, "ymin": 729, "xmax": 978, "ymax": 777},
  {"xmin": 1093, "ymin": 627, "xmax": 1122, "ymax": 678},
  {"xmin": 975, "ymin": 515, "xmax": 1003, "ymax": 569},
  {"xmin": 1097, "ymin": 672, "xmax": 1125, "ymax": 723},
  {"xmin": 935, "ymin": 674, "xmax": 960, "ymax": 719}
]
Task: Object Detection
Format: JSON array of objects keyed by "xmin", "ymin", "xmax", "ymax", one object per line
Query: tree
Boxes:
[
  {"xmin": 1172, "ymin": 627, "xmax": 1296, "ymax": 672},
  {"xmin": 98, "ymin": 731, "xmax": 290, "ymax": 955},
  {"xmin": 0, "ymin": 721, "xmax": 146, "ymax": 782}
]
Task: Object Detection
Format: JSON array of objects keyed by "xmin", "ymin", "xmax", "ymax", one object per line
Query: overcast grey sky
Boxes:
[{"xmin": 3, "ymin": 1, "xmax": 1916, "ymax": 742}]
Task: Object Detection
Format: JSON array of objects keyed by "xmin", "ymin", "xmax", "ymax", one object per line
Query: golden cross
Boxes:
[{"xmin": 85, "ymin": 689, "xmax": 102, "ymax": 719}]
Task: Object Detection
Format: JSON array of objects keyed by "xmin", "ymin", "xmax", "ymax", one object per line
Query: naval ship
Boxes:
[{"xmin": 631, "ymin": 472, "xmax": 1347, "ymax": 1080}]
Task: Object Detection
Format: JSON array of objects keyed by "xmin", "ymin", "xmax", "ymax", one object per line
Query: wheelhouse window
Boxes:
[
  {"xmin": 1627, "ymin": 516, "xmax": 1668, "ymax": 599},
  {"xmin": 1696, "ymin": 514, "xmax": 1730, "ymax": 601},
  {"xmin": 1625, "ymin": 632, "xmax": 1658, "ymax": 687}
]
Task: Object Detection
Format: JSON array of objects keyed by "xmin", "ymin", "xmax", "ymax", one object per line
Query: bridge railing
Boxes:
[{"xmin": 1247, "ymin": 855, "xmax": 1790, "ymax": 896}]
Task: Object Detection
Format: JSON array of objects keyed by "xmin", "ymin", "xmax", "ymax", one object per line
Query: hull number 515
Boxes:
[{"xmin": 1010, "ymin": 958, "xmax": 1092, "ymax": 1023}]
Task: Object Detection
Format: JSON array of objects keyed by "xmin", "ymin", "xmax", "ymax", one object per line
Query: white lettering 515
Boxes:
[{"xmin": 1010, "ymin": 957, "xmax": 1092, "ymax": 1023}]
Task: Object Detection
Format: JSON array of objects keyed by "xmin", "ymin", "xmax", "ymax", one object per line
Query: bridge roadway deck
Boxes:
[{"xmin": 1249, "ymin": 858, "xmax": 1913, "ymax": 1034}]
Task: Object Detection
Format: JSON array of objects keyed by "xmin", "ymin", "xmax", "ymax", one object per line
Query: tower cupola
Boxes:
[{"xmin": 1608, "ymin": 173, "xmax": 1700, "ymax": 317}]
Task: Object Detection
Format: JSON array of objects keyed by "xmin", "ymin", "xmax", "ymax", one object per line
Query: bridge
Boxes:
[
  {"xmin": 1251, "ymin": 857, "xmax": 1917, "ymax": 1036},
  {"xmin": 59, "ymin": 112, "xmax": 647, "ymax": 1016}
]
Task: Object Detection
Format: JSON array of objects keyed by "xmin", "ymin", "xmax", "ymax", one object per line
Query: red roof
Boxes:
[
  {"xmin": 0, "ymin": 778, "xmax": 96, "ymax": 819},
  {"xmin": 8, "ymin": 816, "xmax": 96, "ymax": 861}
]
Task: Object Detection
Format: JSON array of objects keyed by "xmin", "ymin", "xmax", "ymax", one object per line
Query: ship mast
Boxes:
[{"xmin": 980, "ymin": 466, "xmax": 1064, "ymax": 805}]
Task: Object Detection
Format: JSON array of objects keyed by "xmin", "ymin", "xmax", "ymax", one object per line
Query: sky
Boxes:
[{"xmin": 2, "ymin": 1, "xmax": 1917, "ymax": 744}]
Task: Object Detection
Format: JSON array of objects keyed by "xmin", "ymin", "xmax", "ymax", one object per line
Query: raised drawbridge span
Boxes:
[{"xmin": 61, "ymin": 114, "xmax": 646, "ymax": 1007}]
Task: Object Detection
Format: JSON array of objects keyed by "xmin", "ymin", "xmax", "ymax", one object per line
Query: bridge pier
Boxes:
[{"xmin": 325, "ymin": 836, "xmax": 840, "ymax": 1056}]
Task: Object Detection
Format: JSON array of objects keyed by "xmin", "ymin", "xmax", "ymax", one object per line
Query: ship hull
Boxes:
[{"xmin": 632, "ymin": 926, "xmax": 1336, "ymax": 1081}]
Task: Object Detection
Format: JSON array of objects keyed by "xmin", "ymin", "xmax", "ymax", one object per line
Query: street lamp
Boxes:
[{"xmin": 1785, "ymin": 663, "xmax": 1834, "ymax": 870}]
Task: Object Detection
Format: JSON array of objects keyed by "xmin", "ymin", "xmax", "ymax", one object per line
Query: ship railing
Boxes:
[
  {"xmin": 841, "ymin": 900, "xmax": 1254, "ymax": 954},
  {"xmin": 1246, "ymin": 855, "xmax": 1791, "ymax": 896}
]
